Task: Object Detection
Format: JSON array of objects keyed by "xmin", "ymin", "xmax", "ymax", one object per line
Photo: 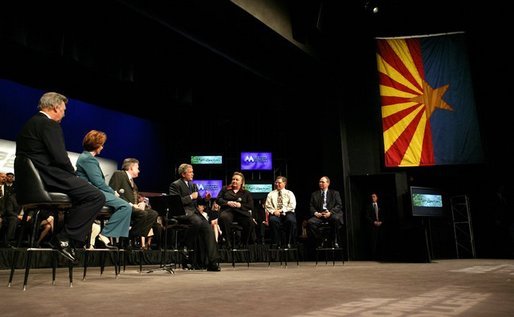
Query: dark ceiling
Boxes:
[{"xmin": 0, "ymin": 0, "xmax": 507, "ymax": 120}]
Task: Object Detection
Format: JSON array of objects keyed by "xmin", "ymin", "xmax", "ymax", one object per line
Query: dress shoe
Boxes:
[
  {"xmin": 95, "ymin": 236, "xmax": 118, "ymax": 250},
  {"xmin": 49, "ymin": 233, "xmax": 78, "ymax": 264},
  {"xmin": 206, "ymin": 263, "xmax": 221, "ymax": 272}
]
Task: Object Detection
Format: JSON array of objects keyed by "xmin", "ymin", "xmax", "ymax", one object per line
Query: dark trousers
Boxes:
[
  {"xmin": 219, "ymin": 210, "xmax": 255, "ymax": 247},
  {"xmin": 269, "ymin": 212, "xmax": 297, "ymax": 246},
  {"xmin": 48, "ymin": 179, "xmax": 106, "ymax": 242},
  {"xmin": 130, "ymin": 208, "xmax": 158, "ymax": 238},
  {"xmin": 183, "ymin": 213, "xmax": 220, "ymax": 266}
]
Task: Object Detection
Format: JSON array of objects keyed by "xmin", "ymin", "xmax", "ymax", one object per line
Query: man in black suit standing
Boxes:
[
  {"xmin": 169, "ymin": 163, "xmax": 220, "ymax": 271},
  {"xmin": 365, "ymin": 192, "xmax": 385, "ymax": 260},
  {"xmin": 15, "ymin": 92, "xmax": 105, "ymax": 262},
  {"xmin": 307, "ymin": 176, "xmax": 343, "ymax": 248}
]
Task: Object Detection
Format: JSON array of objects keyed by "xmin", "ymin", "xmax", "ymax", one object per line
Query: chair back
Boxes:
[{"xmin": 14, "ymin": 156, "xmax": 71, "ymax": 209}]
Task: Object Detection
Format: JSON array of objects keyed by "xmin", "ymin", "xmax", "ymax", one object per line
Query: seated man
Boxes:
[
  {"xmin": 108, "ymin": 158, "xmax": 158, "ymax": 249},
  {"xmin": 265, "ymin": 176, "xmax": 297, "ymax": 248},
  {"xmin": 307, "ymin": 176, "xmax": 343, "ymax": 248}
]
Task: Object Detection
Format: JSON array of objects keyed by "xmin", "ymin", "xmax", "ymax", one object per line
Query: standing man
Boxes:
[
  {"xmin": 365, "ymin": 192, "xmax": 385, "ymax": 260},
  {"xmin": 307, "ymin": 176, "xmax": 343, "ymax": 248},
  {"xmin": 109, "ymin": 158, "xmax": 158, "ymax": 249},
  {"xmin": 265, "ymin": 176, "xmax": 297, "ymax": 248},
  {"xmin": 15, "ymin": 92, "xmax": 105, "ymax": 262},
  {"xmin": 169, "ymin": 163, "xmax": 220, "ymax": 271}
]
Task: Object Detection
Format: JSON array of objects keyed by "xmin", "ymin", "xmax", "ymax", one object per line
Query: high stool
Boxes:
[
  {"xmin": 223, "ymin": 222, "xmax": 250, "ymax": 268},
  {"xmin": 268, "ymin": 227, "xmax": 299, "ymax": 267},
  {"xmin": 160, "ymin": 220, "xmax": 192, "ymax": 271},
  {"xmin": 9, "ymin": 156, "xmax": 74, "ymax": 290},
  {"xmin": 82, "ymin": 207, "xmax": 120, "ymax": 280},
  {"xmin": 315, "ymin": 221, "xmax": 344, "ymax": 266}
]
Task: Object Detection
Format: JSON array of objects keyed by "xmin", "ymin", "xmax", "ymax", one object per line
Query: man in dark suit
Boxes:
[
  {"xmin": 15, "ymin": 92, "xmax": 105, "ymax": 262},
  {"xmin": 307, "ymin": 176, "xmax": 343, "ymax": 248},
  {"xmin": 365, "ymin": 192, "xmax": 385, "ymax": 260},
  {"xmin": 169, "ymin": 163, "xmax": 220, "ymax": 271},
  {"xmin": 108, "ymin": 158, "xmax": 158, "ymax": 249},
  {"xmin": 0, "ymin": 172, "xmax": 20, "ymax": 248}
]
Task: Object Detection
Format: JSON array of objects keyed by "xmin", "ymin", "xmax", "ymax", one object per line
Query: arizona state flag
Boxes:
[{"xmin": 376, "ymin": 33, "xmax": 483, "ymax": 167}]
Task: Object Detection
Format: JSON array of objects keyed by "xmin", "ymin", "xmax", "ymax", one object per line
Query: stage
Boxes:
[{"xmin": 1, "ymin": 259, "xmax": 514, "ymax": 316}]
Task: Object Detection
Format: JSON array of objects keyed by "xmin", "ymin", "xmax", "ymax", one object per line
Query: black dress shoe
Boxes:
[
  {"xmin": 95, "ymin": 237, "xmax": 118, "ymax": 250},
  {"xmin": 207, "ymin": 263, "xmax": 221, "ymax": 272},
  {"xmin": 49, "ymin": 234, "xmax": 78, "ymax": 264}
]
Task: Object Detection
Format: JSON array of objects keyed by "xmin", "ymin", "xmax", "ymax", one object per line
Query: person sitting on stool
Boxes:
[{"xmin": 307, "ymin": 176, "xmax": 343, "ymax": 248}]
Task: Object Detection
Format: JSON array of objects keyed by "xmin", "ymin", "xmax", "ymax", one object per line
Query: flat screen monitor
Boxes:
[
  {"xmin": 190, "ymin": 155, "xmax": 222, "ymax": 165},
  {"xmin": 240, "ymin": 152, "xmax": 272, "ymax": 171},
  {"xmin": 410, "ymin": 186, "xmax": 445, "ymax": 217},
  {"xmin": 193, "ymin": 180, "xmax": 223, "ymax": 198}
]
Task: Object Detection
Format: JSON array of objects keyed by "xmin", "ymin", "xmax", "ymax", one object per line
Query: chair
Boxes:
[
  {"xmin": 268, "ymin": 226, "xmax": 299, "ymax": 267},
  {"xmin": 8, "ymin": 156, "xmax": 74, "ymax": 290},
  {"xmin": 81, "ymin": 206, "xmax": 120, "ymax": 281},
  {"xmin": 149, "ymin": 195, "xmax": 192, "ymax": 272},
  {"xmin": 315, "ymin": 221, "xmax": 344, "ymax": 266},
  {"xmin": 223, "ymin": 222, "xmax": 250, "ymax": 268}
]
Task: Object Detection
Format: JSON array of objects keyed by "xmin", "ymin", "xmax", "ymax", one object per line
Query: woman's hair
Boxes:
[
  {"xmin": 82, "ymin": 130, "xmax": 107, "ymax": 152},
  {"xmin": 233, "ymin": 171, "xmax": 246, "ymax": 189}
]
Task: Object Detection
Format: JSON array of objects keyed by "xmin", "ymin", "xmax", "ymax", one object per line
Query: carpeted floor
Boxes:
[{"xmin": 1, "ymin": 259, "xmax": 514, "ymax": 316}]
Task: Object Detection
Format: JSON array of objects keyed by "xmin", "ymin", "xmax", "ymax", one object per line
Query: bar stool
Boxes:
[
  {"xmin": 9, "ymin": 156, "xmax": 74, "ymax": 290},
  {"xmin": 222, "ymin": 222, "xmax": 250, "ymax": 268},
  {"xmin": 315, "ymin": 221, "xmax": 344, "ymax": 266},
  {"xmin": 82, "ymin": 207, "xmax": 120, "ymax": 280}
]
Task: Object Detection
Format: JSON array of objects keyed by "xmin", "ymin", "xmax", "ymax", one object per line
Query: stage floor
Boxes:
[{"xmin": 1, "ymin": 259, "xmax": 514, "ymax": 316}]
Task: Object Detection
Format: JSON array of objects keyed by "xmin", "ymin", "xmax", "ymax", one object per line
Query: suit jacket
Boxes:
[
  {"xmin": 169, "ymin": 179, "xmax": 198, "ymax": 216},
  {"xmin": 365, "ymin": 202, "xmax": 384, "ymax": 224},
  {"xmin": 309, "ymin": 189, "xmax": 343, "ymax": 217},
  {"xmin": 109, "ymin": 170, "xmax": 138, "ymax": 204},
  {"xmin": 76, "ymin": 151, "xmax": 115, "ymax": 195},
  {"xmin": 15, "ymin": 113, "xmax": 77, "ymax": 190}
]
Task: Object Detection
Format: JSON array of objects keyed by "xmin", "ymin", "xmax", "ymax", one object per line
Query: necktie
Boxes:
[
  {"xmin": 130, "ymin": 178, "xmax": 138, "ymax": 203},
  {"xmin": 374, "ymin": 203, "xmax": 379, "ymax": 221},
  {"xmin": 321, "ymin": 191, "xmax": 326, "ymax": 210},
  {"xmin": 277, "ymin": 190, "xmax": 283, "ymax": 209},
  {"xmin": 0, "ymin": 185, "xmax": 3, "ymax": 198}
]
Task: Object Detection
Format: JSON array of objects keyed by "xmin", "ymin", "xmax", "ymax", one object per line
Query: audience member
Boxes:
[
  {"xmin": 169, "ymin": 163, "xmax": 220, "ymax": 271},
  {"xmin": 216, "ymin": 171, "xmax": 255, "ymax": 248},
  {"xmin": 364, "ymin": 192, "xmax": 385, "ymax": 260},
  {"xmin": 197, "ymin": 200, "xmax": 222, "ymax": 243},
  {"xmin": 108, "ymin": 158, "xmax": 158, "ymax": 249},
  {"xmin": 265, "ymin": 176, "xmax": 297, "ymax": 248},
  {"xmin": 15, "ymin": 92, "xmax": 105, "ymax": 262},
  {"xmin": 307, "ymin": 176, "xmax": 343, "ymax": 248},
  {"xmin": 76, "ymin": 130, "xmax": 132, "ymax": 249}
]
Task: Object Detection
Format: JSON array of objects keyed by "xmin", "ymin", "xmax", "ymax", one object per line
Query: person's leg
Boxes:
[
  {"xmin": 59, "ymin": 179, "xmax": 105, "ymax": 242},
  {"xmin": 284, "ymin": 212, "xmax": 297, "ymax": 246},
  {"xmin": 101, "ymin": 193, "xmax": 132, "ymax": 239},
  {"xmin": 269, "ymin": 215, "xmax": 281, "ymax": 246},
  {"xmin": 89, "ymin": 222, "xmax": 101, "ymax": 249},
  {"xmin": 218, "ymin": 211, "xmax": 234, "ymax": 248},
  {"xmin": 307, "ymin": 216, "xmax": 323, "ymax": 246}
]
